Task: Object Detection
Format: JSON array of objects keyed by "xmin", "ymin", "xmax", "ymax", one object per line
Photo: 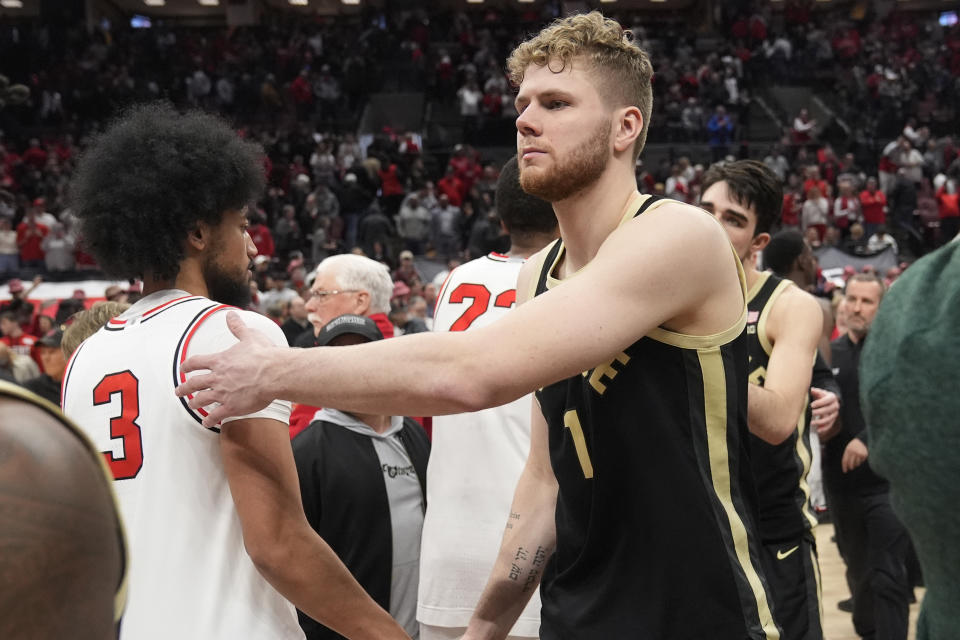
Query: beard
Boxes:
[
  {"xmin": 519, "ymin": 117, "xmax": 611, "ymax": 202},
  {"xmin": 203, "ymin": 255, "xmax": 252, "ymax": 308}
]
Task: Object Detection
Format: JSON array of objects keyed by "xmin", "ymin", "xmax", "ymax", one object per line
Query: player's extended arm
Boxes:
[
  {"xmin": 220, "ymin": 416, "xmax": 409, "ymax": 640},
  {"xmin": 178, "ymin": 204, "xmax": 741, "ymax": 427},
  {"xmin": 463, "ymin": 404, "xmax": 558, "ymax": 640},
  {"xmin": 747, "ymin": 287, "xmax": 823, "ymax": 445}
]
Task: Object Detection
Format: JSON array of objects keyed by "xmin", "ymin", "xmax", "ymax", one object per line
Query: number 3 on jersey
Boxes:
[
  {"xmin": 93, "ymin": 371, "xmax": 143, "ymax": 480},
  {"xmin": 448, "ymin": 283, "xmax": 516, "ymax": 331}
]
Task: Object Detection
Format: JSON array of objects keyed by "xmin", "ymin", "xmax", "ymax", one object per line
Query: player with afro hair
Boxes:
[{"xmin": 69, "ymin": 102, "xmax": 265, "ymax": 283}]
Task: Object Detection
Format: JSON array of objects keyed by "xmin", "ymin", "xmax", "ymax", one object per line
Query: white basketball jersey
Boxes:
[
  {"xmin": 418, "ymin": 253, "xmax": 540, "ymax": 636},
  {"xmin": 61, "ymin": 290, "xmax": 303, "ymax": 640}
]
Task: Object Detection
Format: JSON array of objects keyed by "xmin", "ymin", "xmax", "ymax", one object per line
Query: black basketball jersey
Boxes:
[
  {"xmin": 531, "ymin": 194, "xmax": 780, "ymax": 640},
  {"xmin": 746, "ymin": 272, "xmax": 818, "ymax": 543}
]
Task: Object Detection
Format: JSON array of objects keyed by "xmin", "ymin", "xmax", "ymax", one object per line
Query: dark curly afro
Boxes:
[{"xmin": 69, "ymin": 102, "xmax": 265, "ymax": 281}]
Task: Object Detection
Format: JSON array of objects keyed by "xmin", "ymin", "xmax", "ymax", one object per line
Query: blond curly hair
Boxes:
[{"xmin": 507, "ymin": 11, "xmax": 654, "ymax": 159}]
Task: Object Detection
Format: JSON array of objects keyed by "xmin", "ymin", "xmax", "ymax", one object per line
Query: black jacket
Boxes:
[
  {"xmin": 292, "ymin": 416, "xmax": 430, "ymax": 640},
  {"xmin": 824, "ymin": 334, "xmax": 888, "ymax": 494}
]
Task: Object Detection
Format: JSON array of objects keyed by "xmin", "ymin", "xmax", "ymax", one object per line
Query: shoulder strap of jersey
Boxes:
[
  {"xmin": 755, "ymin": 274, "xmax": 795, "ymax": 356},
  {"xmin": 632, "ymin": 194, "xmax": 665, "ymax": 218},
  {"xmin": 534, "ymin": 238, "xmax": 563, "ymax": 298}
]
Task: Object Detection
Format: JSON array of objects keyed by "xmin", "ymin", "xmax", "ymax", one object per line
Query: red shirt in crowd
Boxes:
[
  {"xmin": 16, "ymin": 221, "xmax": 48, "ymax": 262},
  {"xmin": 248, "ymin": 223, "xmax": 275, "ymax": 257},
  {"xmin": 859, "ymin": 189, "xmax": 887, "ymax": 225},
  {"xmin": 936, "ymin": 186, "xmax": 960, "ymax": 220},
  {"xmin": 781, "ymin": 193, "xmax": 802, "ymax": 227}
]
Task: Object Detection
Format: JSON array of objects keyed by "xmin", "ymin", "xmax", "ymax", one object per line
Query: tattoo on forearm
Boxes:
[
  {"xmin": 506, "ymin": 511, "xmax": 520, "ymax": 531},
  {"xmin": 521, "ymin": 546, "xmax": 549, "ymax": 592}
]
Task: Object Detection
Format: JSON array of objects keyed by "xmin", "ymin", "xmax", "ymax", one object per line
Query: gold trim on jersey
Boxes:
[
  {"xmin": 697, "ymin": 351, "xmax": 781, "ymax": 640},
  {"xmin": 812, "ymin": 543, "xmax": 824, "ymax": 628},
  {"xmin": 795, "ymin": 393, "xmax": 819, "ymax": 531},
  {"xmin": 648, "ymin": 245, "xmax": 748, "ymax": 350},
  {"xmin": 746, "ymin": 270, "xmax": 772, "ymax": 303},
  {"xmin": 543, "ymin": 192, "xmax": 663, "ymax": 290},
  {"xmin": 756, "ymin": 278, "xmax": 794, "ymax": 357},
  {"xmin": 0, "ymin": 380, "xmax": 129, "ymax": 622}
]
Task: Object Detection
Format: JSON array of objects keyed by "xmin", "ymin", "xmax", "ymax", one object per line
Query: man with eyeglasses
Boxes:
[
  {"xmin": 298, "ymin": 254, "xmax": 395, "ymax": 347},
  {"xmin": 289, "ymin": 253, "xmax": 396, "ymax": 436}
]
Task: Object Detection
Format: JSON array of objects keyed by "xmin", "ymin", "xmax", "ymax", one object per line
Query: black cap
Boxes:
[
  {"xmin": 315, "ymin": 314, "xmax": 383, "ymax": 347},
  {"xmin": 37, "ymin": 329, "xmax": 63, "ymax": 348}
]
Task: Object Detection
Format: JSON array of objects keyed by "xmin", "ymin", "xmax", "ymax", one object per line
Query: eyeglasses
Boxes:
[{"xmin": 307, "ymin": 289, "xmax": 360, "ymax": 302}]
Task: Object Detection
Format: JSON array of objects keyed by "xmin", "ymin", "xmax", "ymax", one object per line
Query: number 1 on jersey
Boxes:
[
  {"xmin": 563, "ymin": 409, "xmax": 594, "ymax": 479},
  {"xmin": 93, "ymin": 371, "xmax": 143, "ymax": 480}
]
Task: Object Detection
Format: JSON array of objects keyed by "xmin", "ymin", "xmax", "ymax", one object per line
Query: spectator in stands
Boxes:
[
  {"xmin": 706, "ymin": 105, "xmax": 735, "ymax": 162},
  {"xmin": 21, "ymin": 329, "xmax": 66, "ymax": 407},
  {"xmin": 392, "ymin": 250, "xmax": 422, "ymax": 288},
  {"xmin": 802, "ymin": 185, "xmax": 830, "ymax": 242},
  {"xmin": 291, "ymin": 314, "xmax": 429, "ymax": 640},
  {"xmin": 248, "ymin": 212, "xmax": 275, "ymax": 259},
  {"xmin": 436, "ymin": 166, "xmax": 465, "ymax": 208},
  {"xmin": 274, "ymin": 204, "xmax": 303, "ymax": 260},
  {"xmin": 681, "ymin": 97, "xmax": 704, "ymax": 142},
  {"xmin": 281, "ymin": 296, "xmax": 311, "ymax": 347},
  {"xmin": 0, "ymin": 310, "xmax": 38, "ymax": 364},
  {"xmin": 41, "ymin": 222, "xmax": 76, "ymax": 275},
  {"xmin": 339, "ymin": 173, "xmax": 374, "ymax": 250},
  {"xmin": 0, "ymin": 217, "xmax": 18, "ymax": 276},
  {"xmin": 260, "ymin": 272, "xmax": 298, "ymax": 315},
  {"xmin": 792, "ymin": 108, "xmax": 817, "ymax": 146},
  {"xmin": 888, "ymin": 170, "xmax": 921, "ymax": 255},
  {"xmin": 431, "ymin": 193, "xmax": 462, "ymax": 261},
  {"xmin": 892, "ymin": 138, "xmax": 925, "ymax": 185},
  {"xmin": 833, "ymin": 180, "xmax": 861, "ymax": 238},
  {"xmin": 866, "ymin": 226, "xmax": 899, "ymax": 255},
  {"xmin": 16, "ymin": 208, "xmax": 48, "ymax": 271},
  {"xmin": 935, "ymin": 179, "xmax": 960, "ymax": 244},
  {"xmin": 763, "ymin": 144, "xmax": 790, "ymax": 181},
  {"xmin": 859, "ymin": 177, "xmax": 888, "ymax": 239},
  {"xmin": 664, "ymin": 164, "xmax": 689, "ymax": 202},
  {"xmin": 358, "ymin": 203, "xmax": 395, "ymax": 259},
  {"xmin": 843, "ymin": 223, "xmax": 868, "ymax": 256},
  {"xmin": 398, "ymin": 191, "xmax": 433, "ymax": 256},
  {"xmin": 458, "ymin": 79, "xmax": 484, "ymax": 145}
]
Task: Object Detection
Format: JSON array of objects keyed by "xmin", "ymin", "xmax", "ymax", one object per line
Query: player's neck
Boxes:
[
  {"xmin": 552, "ymin": 169, "xmax": 639, "ymax": 275},
  {"xmin": 142, "ymin": 263, "xmax": 207, "ymax": 299},
  {"xmin": 743, "ymin": 264, "xmax": 762, "ymax": 290},
  {"xmin": 508, "ymin": 231, "xmax": 559, "ymax": 259}
]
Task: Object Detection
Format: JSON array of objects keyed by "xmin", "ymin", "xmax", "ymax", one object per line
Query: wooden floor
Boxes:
[{"xmin": 814, "ymin": 523, "xmax": 922, "ymax": 640}]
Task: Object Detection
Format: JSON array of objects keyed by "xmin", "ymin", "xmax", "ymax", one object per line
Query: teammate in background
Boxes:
[
  {"xmin": 418, "ymin": 156, "xmax": 557, "ymax": 640},
  {"xmin": 0, "ymin": 381, "xmax": 127, "ymax": 640},
  {"xmin": 762, "ymin": 230, "xmax": 845, "ymax": 516},
  {"xmin": 62, "ymin": 104, "xmax": 408, "ymax": 640},
  {"xmin": 179, "ymin": 13, "xmax": 780, "ymax": 638},
  {"xmin": 701, "ymin": 161, "xmax": 840, "ymax": 640}
]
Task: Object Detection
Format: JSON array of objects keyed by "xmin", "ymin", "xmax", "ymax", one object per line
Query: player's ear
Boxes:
[
  {"xmin": 613, "ymin": 106, "xmax": 642, "ymax": 155},
  {"xmin": 751, "ymin": 231, "xmax": 771, "ymax": 257},
  {"xmin": 187, "ymin": 222, "xmax": 209, "ymax": 251}
]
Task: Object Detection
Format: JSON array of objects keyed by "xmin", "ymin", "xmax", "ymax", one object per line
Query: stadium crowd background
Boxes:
[{"xmin": 0, "ymin": 0, "xmax": 956, "ymax": 359}]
